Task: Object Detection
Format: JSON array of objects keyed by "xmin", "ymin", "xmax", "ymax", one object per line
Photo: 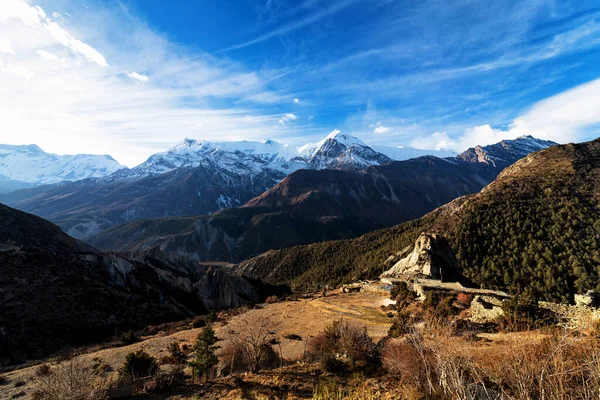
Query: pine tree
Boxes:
[{"xmin": 189, "ymin": 325, "xmax": 219, "ymax": 383}]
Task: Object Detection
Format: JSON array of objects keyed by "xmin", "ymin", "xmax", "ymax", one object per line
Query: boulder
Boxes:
[{"xmin": 380, "ymin": 233, "xmax": 461, "ymax": 282}]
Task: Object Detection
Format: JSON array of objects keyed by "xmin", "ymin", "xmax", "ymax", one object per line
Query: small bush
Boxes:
[
  {"xmin": 223, "ymin": 314, "xmax": 281, "ymax": 373},
  {"xmin": 35, "ymin": 364, "xmax": 52, "ymax": 377},
  {"xmin": 497, "ymin": 295, "xmax": 555, "ymax": 332},
  {"xmin": 455, "ymin": 293, "xmax": 473, "ymax": 308},
  {"xmin": 391, "ymin": 282, "xmax": 417, "ymax": 309},
  {"xmin": 382, "ymin": 341, "xmax": 425, "ymax": 382},
  {"xmin": 388, "ymin": 311, "xmax": 413, "ymax": 338},
  {"xmin": 424, "ymin": 293, "xmax": 458, "ymax": 319},
  {"xmin": 32, "ymin": 358, "xmax": 107, "ymax": 400},
  {"xmin": 119, "ymin": 330, "xmax": 141, "ymax": 345},
  {"xmin": 119, "ymin": 349, "xmax": 158, "ymax": 382},
  {"xmin": 310, "ymin": 319, "xmax": 380, "ymax": 373},
  {"xmin": 166, "ymin": 342, "xmax": 186, "ymax": 364},
  {"xmin": 284, "ymin": 333, "xmax": 303, "ymax": 341},
  {"xmin": 191, "ymin": 317, "xmax": 206, "ymax": 328},
  {"xmin": 265, "ymin": 295, "xmax": 279, "ymax": 304}
]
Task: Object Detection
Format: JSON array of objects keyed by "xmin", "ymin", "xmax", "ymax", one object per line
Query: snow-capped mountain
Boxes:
[
  {"xmin": 119, "ymin": 129, "xmax": 395, "ymax": 182},
  {"xmin": 0, "ymin": 132, "xmax": 557, "ymax": 241},
  {"xmin": 0, "ymin": 144, "xmax": 124, "ymax": 192},
  {"xmin": 456, "ymin": 135, "xmax": 557, "ymax": 165},
  {"xmin": 300, "ymin": 130, "xmax": 393, "ymax": 170}
]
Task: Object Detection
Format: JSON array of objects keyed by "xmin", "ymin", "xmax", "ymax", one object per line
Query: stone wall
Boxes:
[
  {"xmin": 539, "ymin": 301, "xmax": 600, "ymax": 329},
  {"xmin": 470, "ymin": 295, "xmax": 505, "ymax": 323}
]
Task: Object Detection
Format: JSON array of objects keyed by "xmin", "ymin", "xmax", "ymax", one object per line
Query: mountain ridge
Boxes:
[
  {"xmin": 89, "ymin": 136, "xmax": 556, "ymax": 264},
  {"xmin": 235, "ymin": 137, "xmax": 600, "ymax": 302},
  {"xmin": 0, "ymin": 144, "xmax": 124, "ymax": 192}
]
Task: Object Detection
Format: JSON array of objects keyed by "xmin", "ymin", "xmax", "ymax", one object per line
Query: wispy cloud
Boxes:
[
  {"xmin": 126, "ymin": 71, "xmax": 149, "ymax": 82},
  {"xmin": 278, "ymin": 113, "xmax": 298, "ymax": 125},
  {"xmin": 218, "ymin": 0, "xmax": 360, "ymax": 52},
  {"xmin": 0, "ymin": 0, "xmax": 316, "ymax": 166}
]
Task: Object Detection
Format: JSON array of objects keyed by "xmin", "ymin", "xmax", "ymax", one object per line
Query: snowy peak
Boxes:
[
  {"xmin": 0, "ymin": 144, "xmax": 125, "ymax": 188},
  {"xmin": 306, "ymin": 130, "xmax": 391, "ymax": 170},
  {"xmin": 456, "ymin": 135, "xmax": 557, "ymax": 166}
]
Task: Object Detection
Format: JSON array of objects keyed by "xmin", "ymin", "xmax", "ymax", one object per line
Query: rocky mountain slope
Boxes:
[
  {"xmin": 0, "ymin": 131, "xmax": 398, "ymax": 239},
  {"xmin": 0, "ymin": 144, "xmax": 124, "ymax": 192},
  {"xmin": 236, "ymin": 137, "xmax": 600, "ymax": 303},
  {"xmin": 89, "ymin": 136, "xmax": 554, "ymax": 263},
  {"xmin": 0, "ymin": 203, "xmax": 260, "ymax": 365}
]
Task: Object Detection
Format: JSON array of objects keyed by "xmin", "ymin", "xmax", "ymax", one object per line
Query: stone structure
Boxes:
[
  {"xmin": 539, "ymin": 300, "xmax": 600, "ymax": 329},
  {"xmin": 380, "ymin": 233, "xmax": 461, "ymax": 282},
  {"xmin": 470, "ymin": 295, "xmax": 506, "ymax": 323}
]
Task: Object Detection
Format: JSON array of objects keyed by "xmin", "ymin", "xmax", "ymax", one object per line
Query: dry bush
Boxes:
[
  {"xmin": 222, "ymin": 314, "xmax": 281, "ymax": 373},
  {"xmin": 119, "ymin": 349, "xmax": 158, "ymax": 383},
  {"xmin": 312, "ymin": 379, "xmax": 385, "ymax": 400},
  {"xmin": 32, "ymin": 358, "xmax": 108, "ymax": 400},
  {"xmin": 382, "ymin": 340, "xmax": 426, "ymax": 384},
  {"xmin": 309, "ymin": 319, "xmax": 380, "ymax": 373},
  {"xmin": 478, "ymin": 333, "xmax": 600, "ymax": 400},
  {"xmin": 391, "ymin": 315, "xmax": 600, "ymax": 400},
  {"xmin": 35, "ymin": 364, "xmax": 51, "ymax": 377},
  {"xmin": 455, "ymin": 293, "xmax": 473, "ymax": 308},
  {"xmin": 388, "ymin": 311, "xmax": 414, "ymax": 338},
  {"xmin": 265, "ymin": 295, "xmax": 279, "ymax": 304},
  {"xmin": 142, "ymin": 365, "xmax": 185, "ymax": 393},
  {"xmin": 384, "ymin": 319, "xmax": 493, "ymax": 399}
]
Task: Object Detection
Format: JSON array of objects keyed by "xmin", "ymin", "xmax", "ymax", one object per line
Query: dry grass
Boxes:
[{"xmin": 381, "ymin": 317, "xmax": 600, "ymax": 400}]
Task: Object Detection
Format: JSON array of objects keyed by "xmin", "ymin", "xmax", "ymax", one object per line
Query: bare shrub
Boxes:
[
  {"xmin": 118, "ymin": 330, "xmax": 141, "ymax": 345},
  {"xmin": 32, "ymin": 358, "xmax": 108, "ymax": 400},
  {"xmin": 222, "ymin": 314, "xmax": 280, "ymax": 373},
  {"xmin": 479, "ymin": 332, "xmax": 600, "ymax": 400},
  {"xmin": 382, "ymin": 340, "xmax": 426, "ymax": 384},
  {"xmin": 309, "ymin": 319, "xmax": 380, "ymax": 373},
  {"xmin": 312, "ymin": 379, "xmax": 385, "ymax": 400},
  {"xmin": 35, "ymin": 364, "xmax": 51, "ymax": 377},
  {"xmin": 455, "ymin": 293, "xmax": 473, "ymax": 307}
]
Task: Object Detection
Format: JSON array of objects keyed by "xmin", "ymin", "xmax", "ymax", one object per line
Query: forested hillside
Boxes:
[{"xmin": 238, "ymin": 139, "xmax": 600, "ymax": 303}]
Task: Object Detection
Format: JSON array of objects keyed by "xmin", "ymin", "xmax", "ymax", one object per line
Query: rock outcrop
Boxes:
[{"xmin": 380, "ymin": 233, "xmax": 461, "ymax": 282}]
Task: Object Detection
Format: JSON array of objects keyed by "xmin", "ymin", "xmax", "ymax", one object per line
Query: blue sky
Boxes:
[{"xmin": 1, "ymin": 0, "xmax": 600, "ymax": 166}]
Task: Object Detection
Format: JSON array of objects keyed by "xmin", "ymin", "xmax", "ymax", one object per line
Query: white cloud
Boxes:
[
  {"xmin": 308, "ymin": 115, "xmax": 314, "ymax": 120},
  {"xmin": 415, "ymin": 77, "xmax": 600, "ymax": 151},
  {"xmin": 0, "ymin": 38, "xmax": 15, "ymax": 55},
  {"xmin": 126, "ymin": 71, "xmax": 149, "ymax": 82},
  {"xmin": 0, "ymin": 0, "xmax": 107, "ymax": 67},
  {"xmin": 0, "ymin": 0, "xmax": 311, "ymax": 167},
  {"xmin": 370, "ymin": 121, "xmax": 393, "ymax": 134},
  {"xmin": 278, "ymin": 113, "xmax": 298, "ymax": 125},
  {"xmin": 374, "ymin": 126, "xmax": 391, "ymax": 134},
  {"xmin": 293, "ymin": 98, "xmax": 300, "ymax": 104},
  {"xmin": 36, "ymin": 50, "xmax": 61, "ymax": 62},
  {"xmin": 410, "ymin": 132, "xmax": 455, "ymax": 150},
  {"xmin": 44, "ymin": 20, "xmax": 107, "ymax": 67}
]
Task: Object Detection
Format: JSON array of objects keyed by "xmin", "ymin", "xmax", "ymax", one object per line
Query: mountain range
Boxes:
[
  {"xmin": 0, "ymin": 131, "xmax": 456, "ymax": 239},
  {"xmin": 0, "ymin": 135, "xmax": 595, "ymax": 366},
  {"xmin": 88, "ymin": 135, "xmax": 555, "ymax": 263},
  {"xmin": 0, "ymin": 144, "xmax": 124, "ymax": 192},
  {"xmin": 236, "ymin": 137, "xmax": 600, "ymax": 303}
]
